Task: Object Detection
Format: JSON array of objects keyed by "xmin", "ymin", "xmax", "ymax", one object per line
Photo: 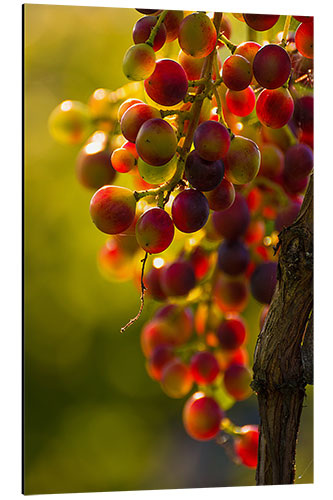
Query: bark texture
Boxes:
[{"xmin": 251, "ymin": 174, "xmax": 313, "ymax": 485}]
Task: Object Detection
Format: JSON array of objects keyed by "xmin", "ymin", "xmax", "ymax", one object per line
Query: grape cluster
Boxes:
[{"xmin": 49, "ymin": 9, "xmax": 314, "ymax": 470}]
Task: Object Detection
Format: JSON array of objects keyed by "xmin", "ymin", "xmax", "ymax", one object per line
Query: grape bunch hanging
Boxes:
[{"xmin": 48, "ymin": 9, "xmax": 314, "ymax": 470}]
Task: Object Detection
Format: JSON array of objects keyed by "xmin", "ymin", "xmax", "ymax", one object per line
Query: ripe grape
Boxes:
[
  {"xmin": 148, "ymin": 345, "xmax": 175, "ymax": 381},
  {"xmin": 135, "ymin": 207, "xmax": 175, "ymax": 254},
  {"xmin": 154, "ymin": 304, "xmax": 193, "ymax": 345},
  {"xmin": 224, "ymin": 135, "xmax": 260, "ymax": 185},
  {"xmin": 258, "ymin": 144, "xmax": 284, "ymax": 179},
  {"xmin": 122, "ymin": 140, "xmax": 139, "ymax": 159},
  {"xmin": 144, "ymin": 59, "xmax": 188, "ymax": 106},
  {"xmin": 48, "ymin": 100, "xmax": 91, "ymax": 145},
  {"xmin": 282, "ymin": 171, "xmax": 309, "ymax": 195},
  {"xmin": 171, "ymin": 189, "xmax": 210, "ymax": 233},
  {"xmin": 217, "ymin": 240, "xmax": 250, "ymax": 276},
  {"xmin": 245, "ymin": 219, "xmax": 265, "ymax": 245},
  {"xmin": 214, "ymin": 274, "xmax": 249, "ymax": 313},
  {"xmin": 132, "ymin": 15, "xmax": 167, "ymax": 52},
  {"xmin": 76, "ymin": 142, "xmax": 116, "ymax": 189},
  {"xmin": 295, "ymin": 20, "xmax": 313, "ymax": 59},
  {"xmin": 223, "ymin": 363, "xmax": 252, "ymax": 400},
  {"xmin": 183, "ymin": 393, "xmax": 223, "ymax": 440},
  {"xmin": 138, "ymin": 155, "xmax": 177, "ymax": 184},
  {"xmin": 178, "ymin": 12, "xmax": 217, "ymax": 58},
  {"xmin": 225, "ymin": 87, "xmax": 256, "ymax": 117},
  {"xmin": 293, "ymin": 95, "xmax": 313, "ymax": 132},
  {"xmin": 189, "ymin": 246, "xmax": 211, "ymax": 280},
  {"xmin": 135, "ymin": 118, "xmax": 177, "ymax": 166},
  {"xmin": 212, "ymin": 193, "xmax": 250, "ymax": 240},
  {"xmin": 193, "ymin": 121, "xmax": 230, "ymax": 162},
  {"xmin": 136, "ymin": 9, "xmax": 161, "ymax": 15},
  {"xmin": 217, "ymin": 318, "xmax": 247, "ymax": 351},
  {"xmin": 253, "ymin": 44, "xmax": 291, "ymax": 89},
  {"xmin": 120, "ymin": 102, "xmax": 160, "ymax": 143},
  {"xmin": 185, "ymin": 150, "xmax": 224, "ymax": 192},
  {"xmin": 234, "ymin": 425, "xmax": 259, "ymax": 468},
  {"xmin": 122, "ymin": 43, "xmax": 156, "ymax": 81},
  {"xmin": 275, "ymin": 199, "xmax": 302, "ymax": 232},
  {"xmin": 161, "ymin": 359, "xmax": 193, "ymax": 398},
  {"xmin": 161, "ymin": 260, "xmax": 196, "ymax": 297},
  {"xmin": 283, "ymin": 143, "xmax": 313, "ymax": 180},
  {"xmin": 140, "ymin": 319, "xmax": 175, "ymax": 358},
  {"xmin": 250, "ymin": 261, "xmax": 278, "ymax": 304},
  {"xmin": 234, "ymin": 41, "xmax": 261, "ymax": 66},
  {"xmin": 243, "ymin": 14, "xmax": 280, "ymax": 31},
  {"xmin": 256, "ymin": 88, "xmax": 294, "ymax": 129},
  {"xmin": 90, "ymin": 185, "xmax": 136, "ymax": 234},
  {"xmin": 222, "ymin": 55, "xmax": 252, "ymax": 91},
  {"xmin": 294, "ymin": 16, "xmax": 313, "ymax": 23},
  {"xmin": 190, "ymin": 351, "xmax": 220, "ymax": 385},
  {"xmin": 117, "ymin": 98, "xmax": 143, "ymax": 122},
  {"xmin": 111, "ymin": 147, "xmax": 135, "ymax": 173},
  {"xmin": 145, "ymin": 266, "xmax": 167, "ymax": 301},
  {"xmin": 205, "ymin": 178, "xmax": 235, "ymax": 212},
  {"xmin": 163, "ymin": 10, "xmax": 184, "ymax": 42}
]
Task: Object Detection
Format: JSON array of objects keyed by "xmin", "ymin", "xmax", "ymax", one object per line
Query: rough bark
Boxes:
[{"xmin": 251, "ymin": 174, "xmax": 313, "ymax": 485}]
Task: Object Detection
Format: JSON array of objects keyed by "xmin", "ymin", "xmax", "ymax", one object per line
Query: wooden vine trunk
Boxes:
[{"xmin": 251, "ymin": 174, "xmax": 313, "ymax": 485}]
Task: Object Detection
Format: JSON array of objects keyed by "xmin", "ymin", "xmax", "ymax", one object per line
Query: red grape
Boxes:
[
  {"xmin": 218, "ymin": 240, "xmax": 250, "ymax": 276},
  {"xmin": 111, "ymin": 147, "xmax": 135, "ymax": 173},
  {"xmin": 205, "ymin": 178, "xmax": 235, "ymax": 212},
  {"xmin": 214, "ymin": 275, "xmax": 249, "ymax": 313},
  {"xmin": 234, "ymin": 425, "xmax": 259, "ymax": 468},
  {"xmin": 183, "ymin": 393, "xmax": 223, "ymax": 440},
  {"xmin": 217, "ymin": 317, "xmax": 247, "ymax": 351},
  {"xmin": 223, "ymin": 363, "xmax": 252, "ymax": 400},
  {"xmin": 243, "ymin": 14, "xmax": 280, "ymax": 31},
  {"xmin": 144, "ymin": 59, "xmax": 188, "ymax": 106},
  {"xmin": 161, "ymin": 359, "xmax": 193, "ymax": 398},
  {"xmin": 90, "ymin": 185, "xmax": 136, "ymax": 234},
  {"xmin": 133, "ymin": 15, "xmax": 167, "ymax": 52},
  {"xmin": 76, "ymin": 143, "xmax": 116, "ymax": 189},
  {"xmin": 194, "ymin": 120, "xmax": 230, "ymax": 162},
  {"xmin": 135, "ymin": 207, "xmax": 175, "ymax": 253},
  {"xmin": 161, "ymin": 260, "xmax": 196, "ymax": 297},
  {"xmin": 163, "ymin": 10, "xmax": 184, "ymax": 42},
  {"xmin": 295, "ymin": 20, "xmax": 313, "ymax": 59},
  {"xmin": 283, "ymin": 143, "xmax": 313, "ymax": 180},
  {"xmin": 212, "ymin": 193, "xmax": 250, "ymax": 240},
  {"xmin": 120, "ymin": 102, "xmax": 160, "ymax": 142},
  {"xmin": 190, "ymin": 351, "xmax": 220, "ymax": 385},
  {"xmin": 256, "ymin": 88, "xmax": 294, "ymax": 129},
  {"xmin": 253, "ymin": 44, "xmax": 291, "ymax": 89},
  {"xmin": 225, "ymin": 87, "xmax": 255, "ymax": 117},
  {"xmin": 172, "ymin": 189, "xmax": 209, "ymax": 233},
  {"xmin": 250, "ymin": 261, "xmax": 278, "ymax": 304},
  {"xmin": 222, "ymin": 55, "xmax": 252, "ymax": 91},
  {"xmin": 148, "ymin": 345, "xmax": 175, "ymax": 381},
  {"xmin": 185, "ymin": 150, "xmax": 224, "ymax": 192}
]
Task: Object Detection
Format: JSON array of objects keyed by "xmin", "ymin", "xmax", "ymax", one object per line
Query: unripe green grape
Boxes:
[
  {"xmin": 122, "ymin": 43, "xmax": 156, "ymax": 81},
  {"xmin": 178, "ymin": 12, "xmax": 217, "ymax": 58},
  {"xmin": 48, "ymin": 100, "xmax": 91, "ymax": 145},
  {"xmin": 224, "ymin": 136, "xmax": 260, "ymax": 185},
  {"xmin": 138, "ymin": 155, "xmax": 177, "ymax": 185}
]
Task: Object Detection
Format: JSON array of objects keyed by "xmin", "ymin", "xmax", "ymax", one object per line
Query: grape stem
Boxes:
[
  {"xmin": 120, "ymin": 252, "xmax": 149, "ymax": 333},
  {"xmin": 218, "ymin": 33, "xmax": 237, "ymax": 53},
  {"xmin": 145, "ymin": 10, "xmax": 169, "ymax": 48},
  {"xmin": 280, "ymin": 15, "xmax": 292, "ymax": 47}
]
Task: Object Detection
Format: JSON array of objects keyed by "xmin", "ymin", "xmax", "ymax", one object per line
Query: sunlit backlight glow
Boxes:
[
  {"xmin": 60, "ymin": 100, "xmax": 73, "ymax": 112},
  {"xmin": 153, "ymin": 257, "xmax": 165, "ymax": 269}
]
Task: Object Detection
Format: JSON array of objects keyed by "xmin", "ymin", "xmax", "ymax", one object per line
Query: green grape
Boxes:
[
  {"xmin": 138, "ymin": 155, "xmax": 177, "ymax": 185},
  {"xmin": 48, "ymin": 100, "xmax": 92, "ymax": 145}
]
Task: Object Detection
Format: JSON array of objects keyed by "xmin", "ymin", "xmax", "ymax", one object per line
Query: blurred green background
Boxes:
[{"xmin": 24, "ymin": 4, "xmax": 313, "ymax": 494}]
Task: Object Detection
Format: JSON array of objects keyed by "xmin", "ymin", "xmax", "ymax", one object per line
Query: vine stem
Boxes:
[
  {"xmin": 120, "ymin": 252, "xmax": 149, "ymax": 333},
  {"xmin": 280, "ymin": 15, "xmax": 292, "ymax": 47},
  {"xmin": 218, "ymin": 33, "xmax": 237, "ymax": 53},
  {"xmin": 146, "ymin": 10, "xmax": 169, "ymax": 47}
]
